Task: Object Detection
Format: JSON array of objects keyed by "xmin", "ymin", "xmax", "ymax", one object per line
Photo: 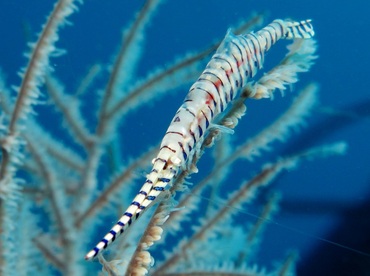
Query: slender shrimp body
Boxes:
[{"xmin": 85, "ymin": 19, "xmax": 314, "ymax": 260}]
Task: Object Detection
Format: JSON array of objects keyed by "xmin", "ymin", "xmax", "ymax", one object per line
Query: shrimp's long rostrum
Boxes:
[{"xmin": 85, "ymin": 19, "xmax": 314, "ymax": 260}]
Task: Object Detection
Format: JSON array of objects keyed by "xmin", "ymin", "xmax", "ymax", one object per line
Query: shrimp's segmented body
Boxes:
[{"xmin": 85, "ymin": 19, "xmax": 314, "ymax": 260}]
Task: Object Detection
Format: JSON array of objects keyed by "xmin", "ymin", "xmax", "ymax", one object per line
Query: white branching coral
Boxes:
[{"xmin": 0, "ymin": 1, "xmax": 348, "ymax": 276}]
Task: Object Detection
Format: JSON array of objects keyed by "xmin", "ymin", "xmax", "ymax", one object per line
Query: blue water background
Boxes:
[{"xmin": 0, "ymin": 0, "xmax": 369, "ymax": 274}]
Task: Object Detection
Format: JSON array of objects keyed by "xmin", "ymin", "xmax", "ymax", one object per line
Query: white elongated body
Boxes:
[{"xmin": 85, "ymin": 19, "xmax": 314, "ymax": 260}]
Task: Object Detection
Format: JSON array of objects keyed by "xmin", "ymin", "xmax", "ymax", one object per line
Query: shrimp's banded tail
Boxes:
[
  {"xmin": 84, "ymin": 151, "xmax": 178, "ymax": 260},
  {"xmin": 85, "ymin": 18, "xmax": 314, "ymax": 260},
  {"xmin": 284, "ymin": 19, "xmax": 314, "ymax": 39}
]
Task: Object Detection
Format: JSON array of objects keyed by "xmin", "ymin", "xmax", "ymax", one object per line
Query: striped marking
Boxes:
[
  {"xmin": 189, "ymin": 129, "xmax": 196, "ymax": 144},
  {"xmin": 109, "ymin": 230, "xmax": 116, "ymax": 241},
  {"xmin": 203, "ymin": 89, "xmax": 217, "ymax": 111},
  {"xmin": 197, "ymin": 78, "xmax": 225, "ymax": 112},
  {"xmin": 201, "ymin": 110, "xmax": 210, "ymax": 128},
  {"xmin": 85, "ymin": 19, "xmax": 315, "ymax": 260},
  {"xmin": 185, "ymin": 108, "xmax": 196, "ymax": 117},
  {"xmin": 198, "ymin": 125, "xmax": 203, "ymax": 137},
  {"xmin": 165, "ymin": 131, "xmax": 184, "ymax": 137},
  {"xmin": 178, "ymin": 142, "xmax": 188, "ymax": 161},
  {"xmin": 160, "ymin": 145, "xmax": 176, "ymax": 153}
]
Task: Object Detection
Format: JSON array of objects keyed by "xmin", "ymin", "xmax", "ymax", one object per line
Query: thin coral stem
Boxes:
[
  {"xmin": 1, "ymin": 0, "xmax": 80, "ymax": 185},
  {"xmin": 76, "ymin": 0, "xmax": 163, "ymax": 216},
  {"xmin": 154, "ymin": 143, "xmax": 345, "ymax": 274},
  {"xmin": 26, "ymin": 135, "xmax": 69, "ymax": 245},
  {"xmin": 235, "ymin": 193, "xmax": 280, "ymax": 266},
  {"xmin": 98, "ymin": 0, "xmax": 163, "ymax": 127},
  {"xmin": 8, "ymin": 0, "xmax": 78, "ymax": 134},
  {"xmin": 106, "ymin": 14, "xmax": 265, "ymax": 121},
  {"xmin": 277, "ymin": 251, "xmax": 298, "ymax": 276},
  {"xmin": 106, "ymin": 50, "xmax": 209, "ymax": 121},
  {"xmin": 75, "ymin": 64, "xmax": 102, "ymax": 96},
  {"xmin": 165, "ymin": 85, "xmax": 317, "ymax": 228},
  {"xmin": 45, "ymin": 75, "xmax": 94, "ymax": 148},
  {"xmin": 126, "ymin": 196, "xmax": 170, "ymax": 275},
  {"xmin": 33, "ymin": 236, "xmax": 64, "ymax": 271}
]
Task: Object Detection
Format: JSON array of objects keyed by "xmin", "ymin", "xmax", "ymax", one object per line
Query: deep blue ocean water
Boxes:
[{"xmin": 0, "ymin": 0, "xmax": 369, "ymax": 275}]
